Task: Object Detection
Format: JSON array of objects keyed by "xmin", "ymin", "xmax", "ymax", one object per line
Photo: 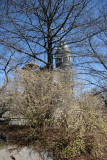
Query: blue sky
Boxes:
[{"xmin": 0, "ymin": 0, "xmax": 107, "ymax": 91}]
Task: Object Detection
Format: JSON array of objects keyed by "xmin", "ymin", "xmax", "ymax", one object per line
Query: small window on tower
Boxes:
[
  {"xmin": 64, "ymin": 57, "xmax": 68, "ymax": 62},
  {"xmin": 56, "ymin": 58, "xmax": 62, "ymax": 67},
  {"xmin": 57, "ymin": 58, "xmax": 62, "ymax": 62}
]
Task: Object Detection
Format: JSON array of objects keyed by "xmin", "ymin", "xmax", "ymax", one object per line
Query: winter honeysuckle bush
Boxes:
[
  {"xmin": 1, "ymin": 69, "xmax": 106, "ymax": 159},
  {"xmin": 19, "ymin": 69, "xmax": 74, "ymax": 127}
]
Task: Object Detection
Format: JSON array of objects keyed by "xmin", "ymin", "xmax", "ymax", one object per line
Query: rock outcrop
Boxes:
[{"xmin": 0, "ymin": 146, "xmax": 54, "ymax": 160}]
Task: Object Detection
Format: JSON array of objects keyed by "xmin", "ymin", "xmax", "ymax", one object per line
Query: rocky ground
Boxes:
[
  {"xmin": 0, "ymin": 125, "xmax": 106, "ymax": 160},
  {"xmin": 0, "ymin": 145, "xmax": 54, "ymax": 160}
]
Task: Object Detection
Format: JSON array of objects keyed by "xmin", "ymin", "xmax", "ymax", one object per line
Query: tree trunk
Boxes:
[{"xmin": 47, "ymin": 26, "xmax": 53, "ymax": 70}]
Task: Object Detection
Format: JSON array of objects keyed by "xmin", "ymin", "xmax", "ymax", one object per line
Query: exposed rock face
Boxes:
[{"xmin": 0, "ymin": 146, "xmax": 54, "ymax": 160}]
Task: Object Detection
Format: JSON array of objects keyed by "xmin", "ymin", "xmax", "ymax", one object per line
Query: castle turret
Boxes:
[{"xmin": 55, "ymin": 40, "xmax": 71, "ymax": 68}]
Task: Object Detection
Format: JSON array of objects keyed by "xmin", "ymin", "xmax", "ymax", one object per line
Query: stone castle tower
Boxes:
[
  {"xmin": 55, "ymin": 40, "xmax": 71, "ymax": 69},
  {"xmin": 53, "ymin": 40, "xmax": 73, "ymax": 85},
  {"xmin": 53, "ymin": 40, "xmax": 73, "ymax": 119}
]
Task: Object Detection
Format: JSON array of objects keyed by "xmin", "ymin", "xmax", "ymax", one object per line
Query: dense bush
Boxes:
[{"xmin": 1, "ymin": 69, "xmax": 107, "ymax": 159}]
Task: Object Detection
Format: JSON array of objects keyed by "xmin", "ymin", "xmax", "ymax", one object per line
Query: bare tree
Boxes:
[
  {"xmin": 0, "ymin": 0, "xmax": 106, "ymax": 91},
  {"xmin": 0, "ymin": 49, "xmax": 14, "ymax": 91},
  {"xmin": 0, "ymin": 47, "xmax": 26, "ymax": 91},
  {"xmin": 68, "ymin": 0, "xmax": 107, "ymax": 92},
  {"xmin": 0, "ymin": 0, "xmax": 103, "ymax": 69}
]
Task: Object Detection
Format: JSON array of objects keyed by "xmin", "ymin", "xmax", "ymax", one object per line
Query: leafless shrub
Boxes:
[
  {"xmin": 1, "ymin": 69, "xmax": 106, "ymax": 159},
  {"xmin": 13, "ymin": 69, "xmax": 74, "ymax": 127}
]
